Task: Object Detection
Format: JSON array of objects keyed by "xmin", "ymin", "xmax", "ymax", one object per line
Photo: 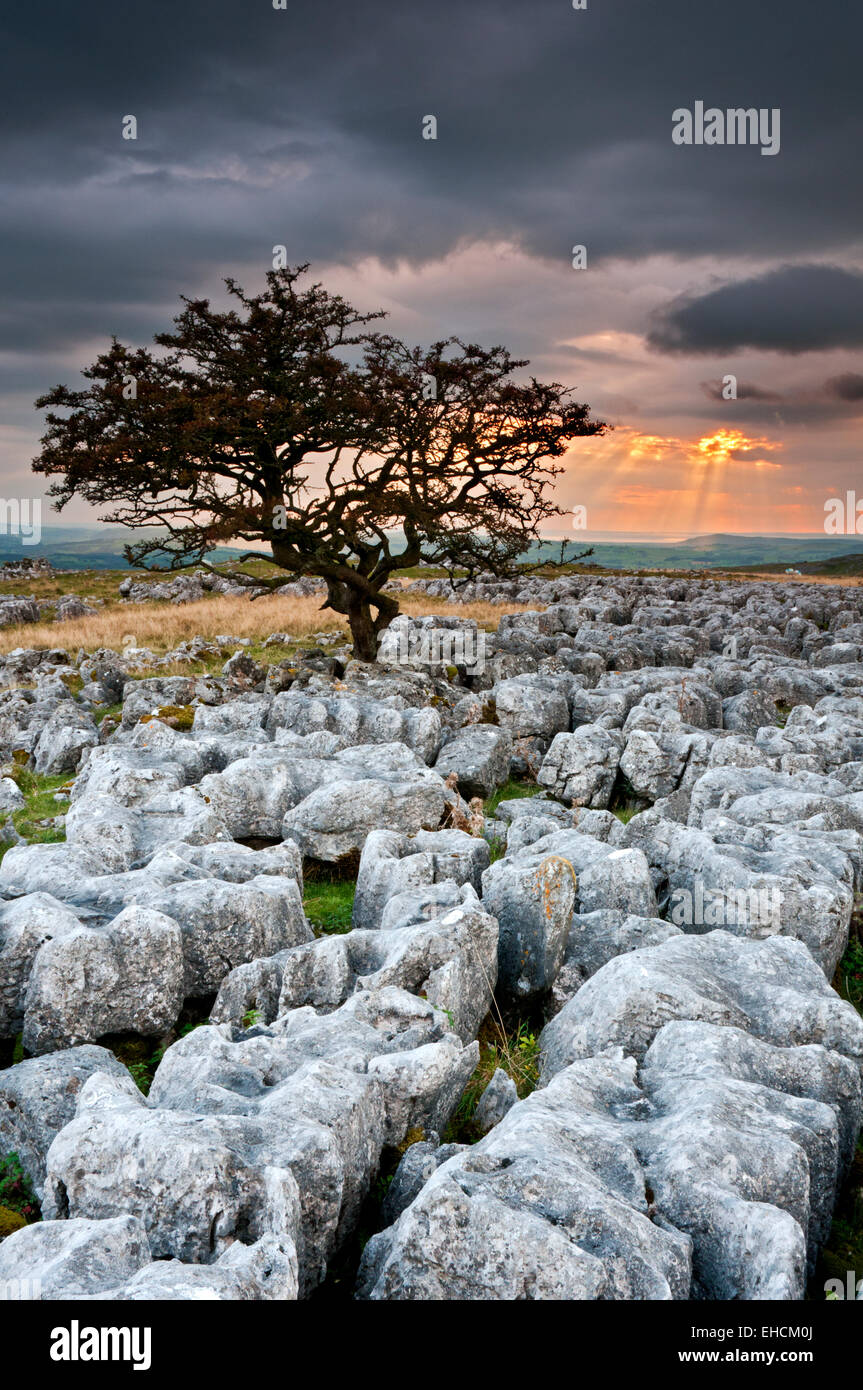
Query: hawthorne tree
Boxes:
[{"xmin": 33, "ymin": 265, "xmax": 606, "ymax": 659}]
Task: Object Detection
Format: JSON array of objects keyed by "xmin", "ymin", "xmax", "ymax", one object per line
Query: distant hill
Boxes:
[
  {"xmin": 0, "ymin": 526, "xmax": 252, "ymax": 571},
  {"xmin": 3, "ymin": 524, "xmax": 863, "ymax": 576},
  {"xmin": 528, "ymin": 533, "xmax": 863, "ymax": 572}
]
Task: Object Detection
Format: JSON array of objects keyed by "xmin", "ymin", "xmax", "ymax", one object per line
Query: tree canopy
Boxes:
[{"xmin": 33, "ymin": 265, "xmax": 607, "ymax": 658}]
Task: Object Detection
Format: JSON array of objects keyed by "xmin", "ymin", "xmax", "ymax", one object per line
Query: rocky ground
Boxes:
[{"xmin": 0, "ymin": 570, "xmax": 862, "ymax": 1300}]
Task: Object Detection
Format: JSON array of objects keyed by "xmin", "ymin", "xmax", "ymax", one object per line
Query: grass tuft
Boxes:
[
  {"xmin": 484, "ymin": 778, "xmax": 544, "ymax": 818},
  {"xmin": 444, "ymin": 1016, "xmax": 540, "ymax": 1145},
  {"xmin": 0, "ymin": 768, "xmax": 71, "ymax": 863},
  {"xmin": 0, "ymin": 1151, "xmax": 40, "ymax": 1232},
  {"xmin": 302, "ymin": 871, "xmax": 357, "ymax": 936}
]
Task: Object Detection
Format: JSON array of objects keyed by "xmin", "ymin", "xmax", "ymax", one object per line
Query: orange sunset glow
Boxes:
[{"xmin": 552, "ymin": 425, "xmax": 801, "ymax": 535}]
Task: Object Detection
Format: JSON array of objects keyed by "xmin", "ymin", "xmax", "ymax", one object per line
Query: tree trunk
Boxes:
[
  {"xmin": 346, "ymin": 597, "xmax": 379, "ymax": 662},
  {"xmin": 345, "ymin": 589, "xmax": 399, "ymax": 662}
]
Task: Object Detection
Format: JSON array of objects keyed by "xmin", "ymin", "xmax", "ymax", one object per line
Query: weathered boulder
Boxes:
[
  {"xmin": 722, "ymin": 688, "xmax": 779, "ymax": 736},
  {"xmin": 537, "ymin": 726, "xmax": 623, "ymax": 807},
  {"xmin": 43, "ymin": 1069, "xmax": 304, "ymax": 1270},
  {"xmin": 32, "ymin": 706, "xmax": 99, "ymax": 775},
  {"xmin": 510, "ymin": 828, "xmax": 657, "ymax": 918},
  {"xmin": 281, "ymin": 771, "xmax": 447, "ymax": 862},
  {"xmin": 0, "ymin": 1045, "xmax": 129, "ymax": 1193},
  {"xmin": 22, "ymin": 906, "xmax": 186, "ymax": 1055},
  {"xmin": 0, "ymin": 1216, "xmax": 151, "ymax": 1298},
  {"xmin": 550, "ymin": 909, "xmax": 682, "ymax": 1012},
  {"xmin": 492, "ymin": 676, "xmax": 570, "ymax": 742},
  {"xmin": 621, "ymin": 812, "xmax": 852, "ymax": 975},
  {"xmin": 540, "ymin": 930, "xmax": 863, "ymax": 1080},
  {"xmin": 379, "ymin": 1138, "xmax": 467, "ymax": 1226},
  {"xmin": 266, "ymin": 692, "xmax": 442, "ymax": 765},
  {"xmin": 434, "ymin": 725, "xmax": 513, "ymax": 799},
  {"xmin": 145, "ymin": 876, "xmax": 312, "ymax": 997},
  {"xmin": 352, "ymin": 827, "xmax": 489, "ymax": 930},
  {"xmin": 481, "ymin": 851, "xmax": 576, "ymax": 1000},
  {"xmin": 213, "ymin": 888, "xmax": 497, "ymax": 1046},
  {"xmin": 473, "ymin": 1068, "xmax": 518, "ymax": 1135},
  {"xmin": 357, "ymin": 1053, "xmax": 692, "ymax": 1301},
  {"xmin": 0, "ymin": 776, "xmax": 24, "ymax": 811},
  {"xmin": 0, "ymin": 1217, "xmax": 298, "ymax": 1301},
  {"xmin": 619, "ymin": 727, "xmax": 714, "ymax": 802},
  {"xmin": 145, "ymin": 987, "xmax": 478, "ymax": 1291},
  {"xmin": 637, "ymin": 1019, "xmax": 863, "ymax": 1298},
  {"xmin": 0, "ymin": 893, "xmax": 81, "ymax": 1038}
]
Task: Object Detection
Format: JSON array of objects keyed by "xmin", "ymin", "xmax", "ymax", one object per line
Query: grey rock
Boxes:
[
  {"xmin": 492, "ymin": 676, "xmax": 570, "ymax": 741},
  {"xmin": 550, "ymin": 909, "xmax": 682, "ymax": 1012},
  {"xmin": 147, "ymin": 987, "xmax": 477, "ymax": 1291},
  {"xmin": 434, "ymin": 725, "xmax": 513, "ymax": 799},
  {"xmin": 473, "ymin": 1067, "xmax": 518, "ymax": 1135},
  {"xmin": 0, "ymin": 776, "xmax": 24, "ymax": 810},
  {"xmin": 722, "ymin": 687, "xmax": 779, "ymax": 735},
  {"xmin": 352, "ymin": 827, "xmax": 489, "ymax": 930},
  {"xmin": 481, "ymin": 850, "xmax": 575, "ymax": 1000},
  {"xmin": 638, "ymin": 1020, "xmax": 862, "ymax": 1298},
  {"xmin": 266, "ymin": 691, "xmax": 442, "ymax": 765},
  {"xmin": 380, "ymin": 1137, "xmax": 467, "ymax": 1226},
  {"xmin": 22, "ymin": 906, "xmax": 186, "ymax": 1054},
  {"xmin": 32, "ymin": 707, "xmax": 99, "ymax": 776},
  {"xmin": 537, "ymin": 726, "xmax": 624, "ymax": 807},
  {"xmin": 146, "ymin": 875, "xmax": 312, "ymax": 996},
  {"xmin": 0, "ymin": 893, "xmax": 82, "ymax": 1038},
  {"xmin": 281, "ymin": 771, "xmax": 447, "ymax": 862},
  {"xmin": 357, "ymin": 1052, "xmax": 692, "ymax": 1301},
  {"xmin": 540, "ymin": 930, "xmax": 863, "ymax": 1080},
  {"xmin": 43, "ymin": 1069, "xmax": 304, "ymax": 1270},
  {"xmin": 0, "ymin": 1216, "xmax": 151, "ymax": 1298},
  {"xmin": 0, "ymin": 1045, "xmax": 129, "ymax": 1194}
]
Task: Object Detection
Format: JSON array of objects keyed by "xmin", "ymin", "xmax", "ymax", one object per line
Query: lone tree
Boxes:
[{"xmin": 33, "ymin": 265, "xmax": 607, "ymax": 659}]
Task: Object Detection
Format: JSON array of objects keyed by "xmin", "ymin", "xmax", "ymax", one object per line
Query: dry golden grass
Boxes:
[
  {"xmin": 721, "ymin": 571, "xmax": 863, "ymax": 588},
  {"xmin": 0, "ymin": 592, "xmax": 539, "ymax": 658}
]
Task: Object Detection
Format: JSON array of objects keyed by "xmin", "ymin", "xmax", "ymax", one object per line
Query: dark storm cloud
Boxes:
[
  {"xmin": 825, "ymin": 372, "xmax": 863, "ymax": 401},
  {"xmin": 701, "ymin": 379, "xmax": 782, "ymax": 402},
  {"xmin": 694, "ymin": 369, "xmax": 863, "ymax": 428},
  {"xmin": 1, "ymin": 0, "xmax": 862, "ymax": 353},
  {"xmin": 648, "ymin": 265, "xmax": 863, "ymax": 355}
]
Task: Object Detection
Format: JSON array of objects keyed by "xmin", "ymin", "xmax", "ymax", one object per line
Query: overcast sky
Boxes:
[{"xmin": 2, "ymin": 0, "xmax": 861, "ymax": 534}]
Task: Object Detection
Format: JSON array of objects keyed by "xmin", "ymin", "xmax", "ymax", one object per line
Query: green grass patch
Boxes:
[
  {"xmin": 0, "ymin": 769, "xmax": 72, "ymax": 861},
  {"xmin": 835, "ymin": 932, "xmax": 863, "ymax": 1016},
  {"xmin": 92, "ymin": 701, "xmax": 124, "ymax": 725},
  {"xmin": 487, "ymin": 836, "xmax": 507, "ymax": 864},
  {"xmin": 6, "ymin": 768, "xmax": 71, "ymax": 844},
  {"xmin": 0, "ymin": 1151, "xmax": 40, "ymax": 1235},
  {"xmin": 111, "ymin": 1022, "xmax": 207, "ymax": 1096},
  {"xmin": 485, "ymin": 779, "xmax": 543, "ymax": 818},
  {"xmin": 444, "ymin": 1016, "xmax": 540, "ymax": 1145},
  {"xmin": 303, "ymin": 873, "xmax": 357, "ymax": 936}
]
